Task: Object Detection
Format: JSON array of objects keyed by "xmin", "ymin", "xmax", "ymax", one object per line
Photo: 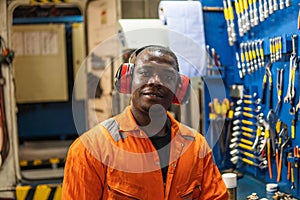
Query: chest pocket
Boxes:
[
  {"xmin": 105, "ymin": 175, "xmax": 147, "ymax": 200},
  {"xmin": 177, "ymin": 178, "xmax": 202, "ymax": 200}
]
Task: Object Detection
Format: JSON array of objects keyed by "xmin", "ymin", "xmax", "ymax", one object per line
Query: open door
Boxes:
[
  {"xmin": 9, "ymin": 1, "xmax": 86, "ymax": 183},
  {"xmin": 83, "ymin": 0, "xmax": 121, "ymax": 129}
]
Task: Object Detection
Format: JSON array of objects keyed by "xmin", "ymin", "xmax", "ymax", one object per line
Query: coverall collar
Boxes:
[{"xmin": 116, "ymin": 106, "xmax": 196, "ymax": 139}]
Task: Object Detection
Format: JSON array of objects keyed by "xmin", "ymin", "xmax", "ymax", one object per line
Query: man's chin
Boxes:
[{"xmin": 141, "ymin": 103, "xmax": 166, "ymax": 114}]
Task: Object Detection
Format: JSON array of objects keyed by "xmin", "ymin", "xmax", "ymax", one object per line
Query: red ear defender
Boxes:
[
  {"xmin": 114, "ymin": 63, "xmax": 134, "ymax": 94},
  {"xmin": 172, "ymin": 74, "xmax": 191, "ymax": 105}
]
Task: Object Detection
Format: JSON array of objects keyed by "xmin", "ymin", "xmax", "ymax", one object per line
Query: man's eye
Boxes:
[
  {"xmin": 165, "ymin": 75, "xmax": 174, "ymax": 81},
  {"xmin": 140, "ymin": 71, "xmax": 150, "ymax": 76}
]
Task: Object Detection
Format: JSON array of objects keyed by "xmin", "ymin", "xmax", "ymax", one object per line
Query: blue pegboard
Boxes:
[{"xmin": 202, "ymin": 0, "xmax": 300, "ymax": 197}]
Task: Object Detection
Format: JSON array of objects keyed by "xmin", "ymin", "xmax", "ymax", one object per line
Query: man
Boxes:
[{"xmin": 62, "ymin": 45, "xmax": 228, "ymax": 199}]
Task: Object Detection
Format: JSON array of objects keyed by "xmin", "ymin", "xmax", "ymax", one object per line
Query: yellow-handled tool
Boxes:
[
  {"xmin": 241, "ymin": 138, "xmax": 254, "ymax": 145},
  {"xmin": 242, "ymin": 126, "xmax": 256, "ymax": 133},
  {"xmin": 242, "ymin": 119, "xmax": 254, "ymax": 126},
  {"xmin": 265, "ymin": 128, "xmax": 273, "ymax": 179},
  {"xmin": 239, "ymin": 143, "xmax": 254, "ymax": 151}
]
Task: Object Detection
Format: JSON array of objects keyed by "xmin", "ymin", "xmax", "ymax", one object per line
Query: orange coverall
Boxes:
[{"xmin": 62, "ymin": 106, "xmax": 228, "ymax": 200}]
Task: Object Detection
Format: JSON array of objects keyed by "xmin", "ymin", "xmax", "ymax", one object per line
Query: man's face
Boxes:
[{"xmin": 131, "ymin": 49, "xmax": 179, "ymax": 113}]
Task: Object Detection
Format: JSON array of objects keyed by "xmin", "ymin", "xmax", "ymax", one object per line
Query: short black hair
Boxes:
[{"xmin": 130, "ymin": 45, "xmax": 179, "ymax": 72}]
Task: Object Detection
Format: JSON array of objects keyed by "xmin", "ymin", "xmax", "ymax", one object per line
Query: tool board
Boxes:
[{"xmin": 202, "ymin": 0, "xmax": 300, "ymax": 197}]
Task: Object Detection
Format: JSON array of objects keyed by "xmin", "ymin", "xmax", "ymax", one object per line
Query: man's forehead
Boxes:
[
  {"xmin": 136, "ymin": 49, "xmax": 177, "ymax": 66},
  {"xmin": 138, "ymin": 65, "xmax": 179, "ymax": 74}
]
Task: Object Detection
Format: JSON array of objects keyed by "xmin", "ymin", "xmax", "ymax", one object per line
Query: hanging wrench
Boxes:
[
  {"xmin": 269, "ymin": 38, "xmax": 275, "ymax": 63},
  {"xmin": 239, "ymin": 0, "xmax": 247, "ymax": 33},
  {"xmin": 235, "ymin": 52, "xmax": 244, "ymax": 78},
  {"xmin": 285, "ymin": 0, "xmax": 291, "ymax": 7},
  {"xmin": 268, "ymin": 0, "xmax": 274, "ymax": 15},
  {"xmin": 258, "ymin": 0, "xmax": 265, "ymax": 22},
  {"xmin": 255, "ymin": 40, "xmax": 262, "ymax": 67},
  {"xmin": 223, "ymin": 0, "xmax": 234, "ymax": 46},
  {"xmin": 243, "ymin": 0, "xmax": 251, "ymax": 31},
  {"xmin": 251, "ymin": 41, "xmax": 258, "ymax": 71},
  {"xmin": 263, "ymin": 0, "xmax": 269, "ymax": 19},
  {"xmin": 247, "ymin": 42, "xmax": 255, "ymax": 72},
  {"xmin": 289, "ymin": 57, "xmax": 297, "ymax": 113},
  {"xmin": 259, "ymin": 39, "xmax": 265, "ymax": 66},
  {"xmin": 234, "ymin": 0, "xmax": 244, "ymax": 37},
  {"xmin": 240, "ymin": 43, "xmax": 248, "ymax": 75},
  {"xmin": 253, "ymin": 0, "xmax": 259, "ymax": 25},
  {"xmin": 279, "ymin": 0, "xmax": 284, "ymax": 9},
  {"xmin": 296, "ymin": 72, "xmax": 300, "ymax": 112},
  {"xmin": 243, "ymin": 42, "xmax": 252, "ymax": 74},
  {"xmin": 283, "ymin": 60, "xmax": 293, "ymax": 103},
  {"xmin": 227, "ymin": 0, "xmax": 237, "ymax": 43},
  {"xmin": 273, "ymin": 0, "xmax": 278, "ymax": 11},
  {"xmin": 284, "ymin": 34, "xmax": 298, "ymax": 103},
  {"xmin": 248, "ymin": 0, "xmax": 255, "ymax": 27},
  {"xmin": 278, "ymin": 36, "xmax": 283, "ymax": 60},
  {"xmin": 275, "ymin": 68, "xmax": 284, "ymax": 113}
]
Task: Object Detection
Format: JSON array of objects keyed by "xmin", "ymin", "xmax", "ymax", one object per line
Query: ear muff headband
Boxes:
[{"xmin": 128, "ymin": 45, "xmax": 158, "ymax": 64}]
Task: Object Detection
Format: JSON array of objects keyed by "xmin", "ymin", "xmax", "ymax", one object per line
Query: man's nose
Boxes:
[{"xmin": 148, "ymin": 74, "xmax": 163, "ymax": 85}]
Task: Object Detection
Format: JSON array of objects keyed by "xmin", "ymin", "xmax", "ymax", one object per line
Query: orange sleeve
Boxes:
[
  {"xmin": 199, "ymin": 141, "xmax": 229, "ymax": 200},
  {"xmin": 62, "ymin": 138, "xmax": 106, "ymax": 200}
]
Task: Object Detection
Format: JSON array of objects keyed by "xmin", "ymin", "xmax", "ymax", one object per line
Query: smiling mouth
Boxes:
[{"xmin": 143, "ymin": 92, "xmax": 163, "ymax": 98}]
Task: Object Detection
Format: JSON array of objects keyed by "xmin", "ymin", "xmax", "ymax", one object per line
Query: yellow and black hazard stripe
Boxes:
[
  {"xmin": 20, "ymin": 157, "xmax": 65, "ymax": 168},
  {"xmin": 30, "ymin": 0, "xmax": 70, "ymax": 4},
  {"xmin": 16, "ymin": 184, "xmax": 62, "ymax": 200}
]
